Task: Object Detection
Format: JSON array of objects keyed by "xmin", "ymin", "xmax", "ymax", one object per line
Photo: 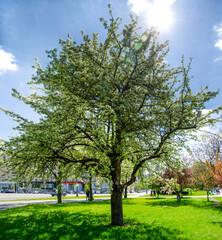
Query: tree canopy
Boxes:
[{"xmin": 1, "ymin": 7, "xmax": 221, "ymax": 226}]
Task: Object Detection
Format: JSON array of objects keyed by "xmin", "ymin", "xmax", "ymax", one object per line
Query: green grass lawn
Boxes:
[
  {"xmin": 0, "ymin": 197, "xmax": 221, "ymax": 240},
  {"xmin": 188, "ymin": 190, "xmax": 208, "ymax": 196}
]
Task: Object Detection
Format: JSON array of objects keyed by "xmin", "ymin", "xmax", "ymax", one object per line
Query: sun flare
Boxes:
[
  {"xmin": 147, "ymin": 3, "xmax": 174, "ymax": 31},
  {"xmin": 128, "ymin": 0, "xmax": 175, "ymax": 31}
]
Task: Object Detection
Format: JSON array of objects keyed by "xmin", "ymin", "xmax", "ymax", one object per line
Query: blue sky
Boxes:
[{"xmin": 0, "ymin": 0, "xmax": 222, "ymax": 140}]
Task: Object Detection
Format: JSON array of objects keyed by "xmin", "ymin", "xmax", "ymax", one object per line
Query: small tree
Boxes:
[
  {"xmin": 121, "ymin": 160, "xmax": 134, "ymax": 198},
  {"xmin": 206, "ymin": 153, "xmax": 222, "ymax": 187},
  {"xmin": 147, "ymin": 175, "xmax": 164, "ymax": 198},
  {"xmin": 161, "ymin": 178, "xmax": 181, "ymax": 201},
  {"xmin": 163, "ymin": 167, "xmax": 192, "ymax": 192},
  {"xmin": 191, "ymin": 161, "xmax": 215, "ymax": 201},
  {"xmin": 191, "ymin": 131, "xmax": 222, "ymax": 164}
]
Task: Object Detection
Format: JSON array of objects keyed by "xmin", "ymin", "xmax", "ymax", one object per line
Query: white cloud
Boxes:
[
  {"xmin": 128, "ymin": 0, "xmax": 150, "ymax": 15},
  {"xmin": 214, "ymin": 56, "xmax": 222, "ymax": 62},
  {"xmin": 213, "ymin": 23, "xmax": 222, "ymax": 50},
  {"xmin": 215, "ymin": 39, "xmax": 222, "ymax": 50},
  {"xmin": 128, "ymin": 0, "xmax": 176, "ymax": 14},
  {"xmin": 0, "ymin": 47, "xmax": 18, "ymax": 75}
]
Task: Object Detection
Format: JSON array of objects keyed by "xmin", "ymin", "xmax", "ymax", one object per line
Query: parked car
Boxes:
[
  {"xmin": 51, "ymin": 191, "xmax": 67, "ymax": 197},
  {"xmin": 0, "ymin": 189, "xmax": 14, "ymax": 193}
]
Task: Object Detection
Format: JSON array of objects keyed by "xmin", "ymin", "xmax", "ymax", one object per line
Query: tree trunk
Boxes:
[
  {"xmin": 110, "ymin": 128, "xmax": 124, "ymax": 226},
  {"xmin": 124, "ymin": 186, "xmax": 127, "ymax": 199},
  {"xmin": 89, "ymin": 174, "xmax": 93, "ymax": 201},
  {"xmin": 110, "ymin": 157, "xmax": 124, "ymax": 226},
  {"xmin": 111, "ymin": 184, "xmax": 124, "ymax": 226},
  {"xmin": 57, "ymin": 180, "xmax": 62, "ymax": 204},
  {"xmin": 76, "ymin": 185, "xmax": 79, "ymax": 197},
  {"xmin": 157, "ymin": 190, "xmax": 160, "ymax": 199},
  {"xmin": 176, "ymin": 191, "xmax": 181, "ymax": 202},
  {"xmin": 207, "ymin": 191, "xmax": 209, "ymax": 201}
]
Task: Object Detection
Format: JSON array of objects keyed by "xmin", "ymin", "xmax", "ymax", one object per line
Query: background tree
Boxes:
[
  {"xmin": 1, "ymin": 7, "xmax": 221, "ymax": 226},
  {"xmin": 189, "ymin": 130, "xmax": 222, "ymax": 199},
  {"xmin": 191, "ymin": 130, "xmax": 222, "ymax": 164},
  {"xmin": 137, "ymin": 153, "xmax": 183, "ymax": 195},
  {"xmin": 191, "ymin": 161, "xmax": 215, "ymax": 201},
  {"xmin": 206, "ymin": 152, "xmax": 222, "ymax": 187},
  {"xmin": 161, "ymin": 178, "xmax": 181, "ymax": 201},
  {"xmin": 162, "ymin": 167, "xmax": 192, "ymax": 201},
  {"xmin": 121, "ymin": 160, "xmax": 134, "ymax": 198},
  {"xmin": 147, "ymin": 175, "xmax": 164, "ymax": 198},
  {"xmin": 163, "ymin": 167, "xmax": 192, "ymax": 190}
]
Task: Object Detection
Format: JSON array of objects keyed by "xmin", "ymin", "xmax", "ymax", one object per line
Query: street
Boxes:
[
  {"xmin": 0, "ymin": 192, "xmax": 221, "ymax": 211},
  {"xmin": 0, "ymin": 193, "xmax": 111, "ymax": 211}
]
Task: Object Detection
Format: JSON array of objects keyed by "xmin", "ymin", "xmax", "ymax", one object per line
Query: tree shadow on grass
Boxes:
[
  {"xmin": 210, "ymin": 222, "xmax": 222, "ymax": 228},
  {"xmin": 0, "ymin": 204, "xmax": 186, "ymax": 240},
  {"xmin": 143, "ymin": 197, "xmax": 222, "ymax": 212}
]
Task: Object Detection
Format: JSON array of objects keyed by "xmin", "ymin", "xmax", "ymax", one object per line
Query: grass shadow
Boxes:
[
  {"xmin": 142, "ymin": 197, "xmax": 222, "ymax": 212},
  {"xmin": 0, "ymin": 203, "xmax": 186, "ymax": 240},
  {"xmin": 210, "ymin": 222, "xmax": 222, "ymax": 228}
]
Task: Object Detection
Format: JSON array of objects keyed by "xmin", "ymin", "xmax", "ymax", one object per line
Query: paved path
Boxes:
[{"xmin": 210, "ymin": 196, "xmax": 221, "ymax": 205}]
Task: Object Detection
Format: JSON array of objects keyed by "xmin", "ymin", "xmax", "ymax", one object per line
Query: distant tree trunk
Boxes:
[
  {"xmin": 57, "ymin": 180, "xmax": 62, "ymax": 204},
  {"xmin": 207, "ymin": 190, "xmax": 210, "ymax": 201},
  {"xmin": 56, "ymin": 167, "xmax": 63, "ymax": 204},
  {"xmin": 124, "ymin": 186, "xmax": 127, "ymax": 199},
  {"xmin": 157, "ymin": 190, "xmax": 160, "ymax": 198},
  {"xmin": 76, "ymin": 185, "xmax": 79, "ymax": 197},
  {"xmin": 175, "ymin": 191, "xmax": 181, "ymax": 202},
  {"xmin": 153, "ymin": 190, "xmax": 156, "ymax": 197},
  {"xmin": 89, "ymin": 174, "xmax": 93, "ymax": 201}
]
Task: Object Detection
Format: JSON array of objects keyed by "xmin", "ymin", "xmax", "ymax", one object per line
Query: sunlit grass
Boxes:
[
  {"xmin": 0, "ymin": 195, "xmax": 111, "ymax": 202},
  {"xmin": 189, "ymin": 190, "xmax": 208, "ymax": 196},
  {"xmin": 0, "ymin": 197, "xmax": 221, "ymax": 240}
]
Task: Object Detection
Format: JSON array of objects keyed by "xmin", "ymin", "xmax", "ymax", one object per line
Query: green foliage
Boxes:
[
  {"xmin": 191, "ymin": 161, "xmax": 215, "ymax": 191},
  {"xmin": 146, "ymin": 175, "xmax": 164, "ymax": 191},
  {"xmin": 2, "ymin": 8, "xmax": 221, "ymax": 186}
]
